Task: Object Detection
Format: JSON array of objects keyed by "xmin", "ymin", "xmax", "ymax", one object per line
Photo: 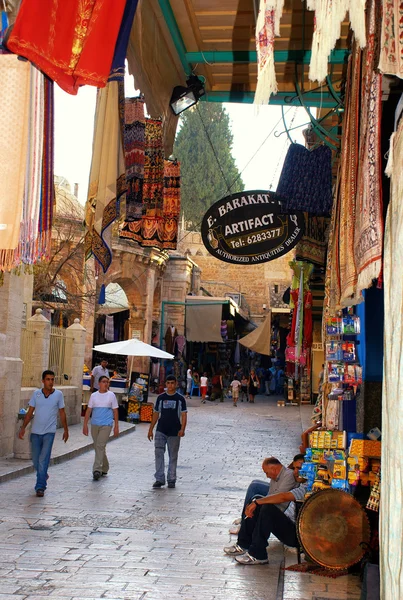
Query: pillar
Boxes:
[
  {"xmin": 0, "ymin": 273, "xmax": 26, "ymax": 457},
  {"xmin": 65, "ymin": 318, "xmax": 87, "ymax": 424},
  {"xmin": 26, "ymin": 308, "xmax": 51, "ymax": 387}
]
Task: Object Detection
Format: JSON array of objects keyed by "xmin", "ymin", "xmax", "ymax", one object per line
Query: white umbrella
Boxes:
[{"xmin": 93, "ymin": 339, "xmax": 174, "ymax": 359}]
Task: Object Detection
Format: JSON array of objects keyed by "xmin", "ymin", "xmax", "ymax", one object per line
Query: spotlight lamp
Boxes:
[{"xmin": 169, "ymin": 74, "xmax": 205, "ymax": 116}]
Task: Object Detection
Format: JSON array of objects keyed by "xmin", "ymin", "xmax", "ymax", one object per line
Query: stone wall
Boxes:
[
  {"xmin": 20, "ymin": 386, "xmax": 81, "ymax": 427},
  {"xmin": 177, "ymin": 228, "xmax": 293, "ymax": 322}
]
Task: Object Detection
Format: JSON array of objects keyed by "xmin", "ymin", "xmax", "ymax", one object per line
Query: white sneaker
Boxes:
[
  {"xmin": 233, "ymin": 517, "xmax": 241, "ymax": 525},
  {"xmin": 223, "ymin": 543, "xmax": 246, "ymax": 556},
  {"xmin": 235, "ymin": 552, "xmax": 268, "ymax": 565},
  {"xmin": 229, "ymin": 524, "xmax": 241, "ymax": 535}
]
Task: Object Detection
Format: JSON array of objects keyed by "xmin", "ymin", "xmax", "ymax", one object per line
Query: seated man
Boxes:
[
  {"xmin": 226, "ymin": 457, "xmax": 300, "ymax": 544},
  {"xmin": 227, "ymin": 484, "xmax": 307, "ymax": 565},
  {"xmin": 229, "ymin": 454, "xmax": 305, "ymax": 534}
]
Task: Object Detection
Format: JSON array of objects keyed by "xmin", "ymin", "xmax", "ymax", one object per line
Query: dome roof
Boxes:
[{"xmin": 54, "ymin": 176, "xmax": 84, "ymax": 220}]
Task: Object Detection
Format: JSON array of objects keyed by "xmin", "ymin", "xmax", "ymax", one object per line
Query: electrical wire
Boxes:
[{"xmin": 176, "ymin": 105, "xmax": 297, "ymax": 246}]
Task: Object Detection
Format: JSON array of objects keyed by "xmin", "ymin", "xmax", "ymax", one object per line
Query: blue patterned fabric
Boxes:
[{"xmin": 276, "ymin": 143, "xmax": 333, "ymax": 215}]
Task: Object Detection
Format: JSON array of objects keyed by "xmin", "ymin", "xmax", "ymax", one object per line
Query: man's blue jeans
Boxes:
[
  {"xmin": 154, "ymin": 431, "xmax": 181, "ymax": 484},
  {"xmin": 31, "ymin": 433, "xmax": 55, "ymax": 491},
  {"xmin": 242, "ymin": 480, "xmax": 270, "ymax": 518}
]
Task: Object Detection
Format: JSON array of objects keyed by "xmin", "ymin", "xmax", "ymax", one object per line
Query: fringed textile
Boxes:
[
  {"xmin": 0, "ymin": 54, "xmax": 30, "ymax": 270},
  {"xmin": 253, "ymin": 0, "xmax": 285, "ymax": 105},
  {"xmin": 295, "ymin": 214, "xmax": 330, "ymax": 266},
  {"xmin": 378, "ymin": 0, "xmax": 403, "ymax": 78},
  {"xmin": 338, "ymin": 45, "xmax": 361, "ymax": 306},
  {"xmin": 37, "ymin": 76, "xmax": 55, "ymax": 261},
  {"xmin": 18, "ymin": 64, "xmax": 44, "ymax": 266},
  {"xmin": 124, "ymin": 97, "xmax": 145, "ymax": 221},
  {"xmin": 307, "ymin": 0, "xmax": 366, "ymax": 83},
  {"xmin": 276, "ymin": 143, "xmax": 333, "ymax": 215},
  {"xmin": 354, "ymin": 0, "xmax": 383, "ymax": 294},
  {"xmin": 84, "ymin": 81, "xmax": 126, "ymax": 273},
  {"xmin": 6, "ymin": 0, "xmax": 126, "ymax": 95},
  {"xmin": 382, "ymin": 107, "xmax": 403, "ymax": 600}
]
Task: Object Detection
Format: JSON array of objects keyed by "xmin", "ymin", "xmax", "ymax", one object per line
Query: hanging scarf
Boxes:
[
  {"xmin": 254, "ymin": 0, "xmax": 285, "ymax": 105},
  {"xmin": 354, "ymin": 0, "xmax": 383, "ymax": 294},
  {"xmin": 6, "ymin": 0, "xmax": 127, "ymax": 95},
  {"xmin": 0, "ymin": 54, "xmax": 30, "ymax": 270},
  {"xmin": 307, "ymin": 0, "xmax": 366, "ymax": 83},
  {"xmin": 378, "ymin": 0, "xmax": 403, "ymax": 78},
  {"xmin": 84, "ymin": 0, "xmax": 138, "ymax": 272}
]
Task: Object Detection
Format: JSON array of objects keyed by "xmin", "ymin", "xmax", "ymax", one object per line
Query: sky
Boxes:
[{"xmin": 54, "ymin": 73, "xmax": 310, "ymax": 205}]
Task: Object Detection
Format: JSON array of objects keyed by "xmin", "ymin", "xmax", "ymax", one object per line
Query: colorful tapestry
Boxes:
[
  {"xmin": 276, "ymin": 144, "xmax": 333, "ymax": 215},
  {"xmin": 120, "ymin": 109, "xmax": 181, "ymax": 250},
  {"xmin": 161, "ymin": 160, "xmax": 181, "ymax": 249},
  {"xmin": 338, "ymin": 44, "xmax": 361, "ymax": 306},
  {"xmin": 124, "ymin": 97, "xmax": 145, "ymax": 221},
  {"xmin": 254, "ymin": 0, "xmax": 285, "ymax": 105},
  {"xmin": 378, "ymin": 0, "xmax": 403, "ymax": 78},
  {"xmin": 0, "ymin": 54, "xmax": 30, "ymax": 270},
  {"xmin": 307, "ymin": 0, "xmax": 366, "ymax": 83},
  {"xmin": 295, "ymin": 214, "xmax": 330, "ymax": 266},
  {"xmin": 6, "ymin": 0, "xmax": 126, "ymax": 95},
  {"xmin": 354, "ymin": 0, "xmax": 383, "ymax": 293}
]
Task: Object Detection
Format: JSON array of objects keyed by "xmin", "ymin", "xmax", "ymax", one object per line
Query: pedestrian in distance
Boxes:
[
  {"xmin": 90, "ymin": 358, "xmax": 109, "ymax": 392},
  {"xmin": 18, "ymin": 370, "xmax": 69, "ymax": 497},
  {"xmin": 240, "ymin": 375, "xmax": 249, "ymax": 402},
  {"xmin": 148, "ymin": 375, "xmax": 187, "ymax": 489},
  {"xmin": 248, "ymin": 369, "xmax": 260, "ymax": 403},
  {"xmin": 230, "ymin": 376, "xmax": 241, "ymax": 407},
  {"xmin": 200, "ymin": 372, "xmax": 208, "ymax": 403},
  {"xmin": 83, "ymin": 375, "xmax": 119, "ymax": 480},
  {"xmin": 185, "ymin": 365, "xmax": 192, "ymax": 399}
]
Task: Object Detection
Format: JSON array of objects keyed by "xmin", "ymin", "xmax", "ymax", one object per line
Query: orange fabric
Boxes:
[{"xmin": 7, "ymin": 0, "xmax": 126, "ymax": 95}]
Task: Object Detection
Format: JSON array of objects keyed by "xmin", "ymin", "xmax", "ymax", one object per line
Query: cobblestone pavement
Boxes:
[{"xmin": 0, "ymin": 395, "xmax": 361, "ymax": 600}]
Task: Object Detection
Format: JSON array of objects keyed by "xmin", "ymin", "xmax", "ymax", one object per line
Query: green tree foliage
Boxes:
[{"xmin": 173, "ymin": 103, "xmax": 244, "ymax": 228}]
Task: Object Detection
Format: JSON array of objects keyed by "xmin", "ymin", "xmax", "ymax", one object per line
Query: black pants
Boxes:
[{"xmin": 238, "ymin": 504, "xmax": 299, "ymax": 560}]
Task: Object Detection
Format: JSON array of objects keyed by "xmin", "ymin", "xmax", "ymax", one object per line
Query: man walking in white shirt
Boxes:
[{"xmin": 90, "ymin": 359, "xmax": 109, "ymax": 392}]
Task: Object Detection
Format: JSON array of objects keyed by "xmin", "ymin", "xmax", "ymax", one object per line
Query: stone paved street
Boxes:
[{"xmin": 0, "ymin": 395, "xmax": 361, "ymax": 600}]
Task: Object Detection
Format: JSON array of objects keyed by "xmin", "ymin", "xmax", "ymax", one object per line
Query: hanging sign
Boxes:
[{"xmin": 201, "ymin": 190, "xmax": 304, "ymax": 265}]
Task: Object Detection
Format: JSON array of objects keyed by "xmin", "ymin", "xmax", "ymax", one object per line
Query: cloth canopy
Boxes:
[
  {"xmin": 239, "ymin": 313, "xmax": 272, "ymax": 355},
  {"xmin": 93, "ymin": 339, "xmax": 173, "ymax": 359},
  {"xmin": 185, "ymin": 301, "xmax": 223, "ymax": 343}
]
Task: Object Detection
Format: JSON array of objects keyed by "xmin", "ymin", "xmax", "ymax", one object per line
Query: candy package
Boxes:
[{"xmin": 326, "ymin": 317, "xmax": 342, "ymax": 335}]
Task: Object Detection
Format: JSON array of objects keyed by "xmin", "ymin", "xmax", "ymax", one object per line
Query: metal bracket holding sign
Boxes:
[{"xmin": 201, "ymin": 190, "xmax": 304, "ymax": 265}]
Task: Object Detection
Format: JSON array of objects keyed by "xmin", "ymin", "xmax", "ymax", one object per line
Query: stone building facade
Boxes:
[{"xmin": 177, "ymin": 224, "xmax": 294, "ymax": 324}]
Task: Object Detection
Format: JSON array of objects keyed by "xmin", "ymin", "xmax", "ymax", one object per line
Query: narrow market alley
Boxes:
[{"xmin": 0, "ymin": 396, "xmax": 361, "ymax": 600}]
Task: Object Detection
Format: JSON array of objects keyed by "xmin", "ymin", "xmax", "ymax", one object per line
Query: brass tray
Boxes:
[{"xmin": 297, "ymin": 488, "xmax": 370, "ymax": 570}]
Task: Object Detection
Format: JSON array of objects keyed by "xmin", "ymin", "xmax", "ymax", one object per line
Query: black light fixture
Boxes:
[{"xmin": 169, "ymin": 75, "xmax": 205, "ymax": 116}]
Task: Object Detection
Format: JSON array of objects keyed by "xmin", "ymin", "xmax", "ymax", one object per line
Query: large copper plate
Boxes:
[{"xmin": 297, "ymin": 489, "xmax": 370, "ymax": 570}]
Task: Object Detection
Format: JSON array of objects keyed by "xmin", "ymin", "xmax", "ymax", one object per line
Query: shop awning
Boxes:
[
  {"xmin": 185, "ymin": 297, "xmax": 224, "ymax": 343},
  {"xmin": 239, "ymin": 312, "xmax": 272, "ymax": 356}
]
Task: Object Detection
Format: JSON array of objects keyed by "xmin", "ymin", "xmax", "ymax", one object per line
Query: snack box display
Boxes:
[
  {"xmin": 328, "ymin": 362, "xmax": 345, "ymax": 382},
  {"xmin": 342, "ymin": 315, "xmax": 361, "ymax": 335},
  {"xmin": 332, "ymin": 478, "xmax": 349, "ymax": 491},
  {"xmin": 349, "ymin": 439, "xmax": 381, "ymax": 458},
  {"xmin": 326, "ymin": 317, "xmax": 342, "ymax": 335},
  {"xmin": 326, "ymin": 341, "xmax": 343, "ymax": 361},
  {"xmin": 341, "ymin": 341, "xmax": 356, "ymax": 362}
]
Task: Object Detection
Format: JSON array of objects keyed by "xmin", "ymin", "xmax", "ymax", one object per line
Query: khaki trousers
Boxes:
[{"xmin": 91, "ymin": 424, "xmax": 111, "ymax": 474}]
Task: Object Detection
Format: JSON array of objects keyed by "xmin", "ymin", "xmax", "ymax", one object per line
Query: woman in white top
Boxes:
[
  {"xmin": 200, "ymin": 372, "xmax": 208, "ymax": 403},
  {"xmin": 186, "ymin": 367, "xmax": 192, "ymax": 399}
]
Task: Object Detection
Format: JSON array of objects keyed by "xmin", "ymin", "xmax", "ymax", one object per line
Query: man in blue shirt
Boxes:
[
  {"xmin": 147, "ymin": 375, "xmax": 187, "ymax": 489},
  {"xmin": 19, "ymin": 370, "xmax": 69, "ymax": 497}
]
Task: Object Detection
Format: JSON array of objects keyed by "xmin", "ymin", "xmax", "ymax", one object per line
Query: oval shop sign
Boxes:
[{"xmin": 201, "ymin": 190, "xmax": 304, "ymax": 265}]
